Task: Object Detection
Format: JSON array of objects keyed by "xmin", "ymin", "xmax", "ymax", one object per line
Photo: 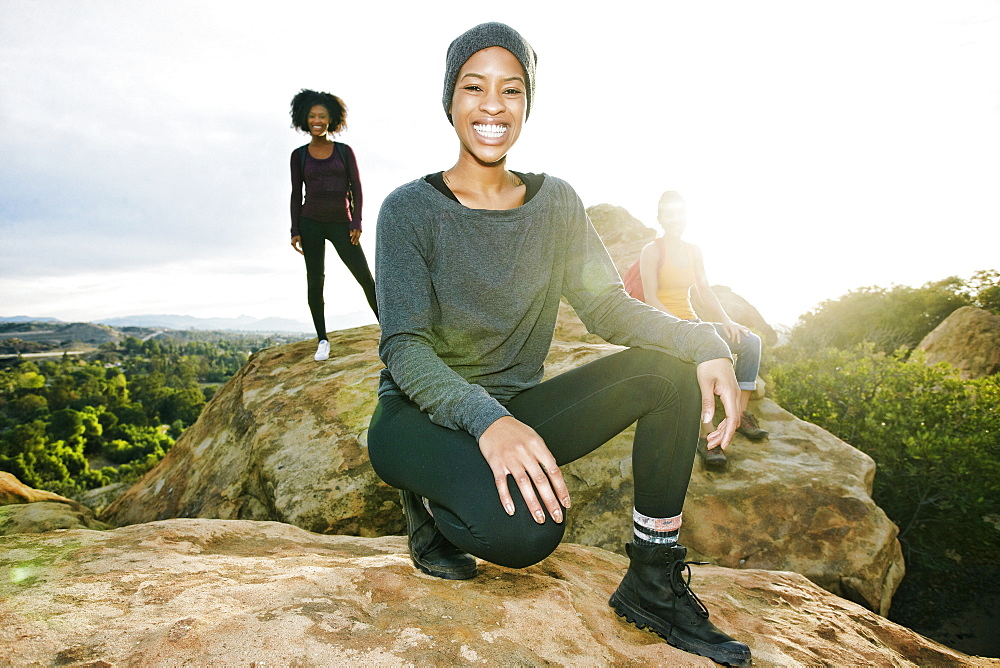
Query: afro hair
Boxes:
[{"xmin": 290, "ymin": 89, "xmax": 347, "ymax": 135}]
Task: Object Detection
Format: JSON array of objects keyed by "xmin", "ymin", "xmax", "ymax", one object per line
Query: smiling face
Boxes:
[
  {"xmin": 657, "ymin": 194, "xmax": 687, "ymax": 238},
  {"xmin": 307, "ymin": 105, "xmax": 331, "ymax": 137},
  {"xmin": 449, "ymin": 46, "xmax": 527, "ymax": 167}
]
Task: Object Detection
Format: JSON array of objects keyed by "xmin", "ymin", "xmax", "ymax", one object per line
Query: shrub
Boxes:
[{"xmin": 769, "ymin": 344, "xmax": 1000, "ymax": 623}]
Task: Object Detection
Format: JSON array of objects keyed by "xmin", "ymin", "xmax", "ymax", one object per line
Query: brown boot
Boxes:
[
  {"xmin": 696, "ymin": 437, "xmax": 727, "ymax": 470},
  {"xmin": 736, "ymin": 410, "xmax": 768, "ymax": 440},
  {"xmin": 609, "ymin": 542, "xmax": 751, "ymax": 666}
]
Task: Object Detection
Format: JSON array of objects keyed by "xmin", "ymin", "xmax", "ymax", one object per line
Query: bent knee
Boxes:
[{"xmin": 475, "ymin": 518, "xmax": 565, "ymax": 569}]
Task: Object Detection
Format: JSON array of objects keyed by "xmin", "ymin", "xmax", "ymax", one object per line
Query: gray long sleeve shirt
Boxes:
[{"xmin": 375, "ymin": 174, "xmax": 732, "ymax": 440}]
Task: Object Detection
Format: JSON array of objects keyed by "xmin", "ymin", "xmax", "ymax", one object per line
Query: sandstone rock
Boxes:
[
  {"xmin": 586, "ymin": 203, "xmax": 656, "ymax": 274},
  {"xmin": 102, "ymin": 325, "xmax": 398, "ymax": 537},
  {"xmin": 552, "ymin": 299, "xmax": 606, "ymax": 343},
  {"xmin": 1, "ymin": 518, "xmax": 986, "ymax": 667},
  {"xmin": 916, "ymin": 306, "xmax": 1000, "ymax": 378},
  {"xmin": 76, "ymin": 481, "xmax": 128, "ymax": 515},
  {"xmin": 0, "ymin": 501, "xmax": 109, "ymax": 535},
  {"xmin": 102, "ymin": 330, "xmax": 903, "ymax": 615},
  {"xmin": 0, "ymin": 471, "xmax": 77, "ymax": 506},
  {"xmin": 0, "ymin": 472, "xmax": 109, "ymax": 536}
]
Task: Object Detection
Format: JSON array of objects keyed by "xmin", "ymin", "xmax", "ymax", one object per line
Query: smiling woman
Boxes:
[
  {"xmin": 287, "ymin": 89, "xmax": 379, "ymax": 361},
  {"xmin": 365, "ymin": 22, "xmax": 752, "ymax": 666}
]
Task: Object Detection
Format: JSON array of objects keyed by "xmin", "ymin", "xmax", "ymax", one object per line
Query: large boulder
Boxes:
[
  {"xmin": 916, "ymin": 306, "xmax": 1000, "ymax": 378},
  {"xmin": 0, "ymin": 518, "xmax": 984, "ymax": 666},
  {"xmin": 0, "ymin": 472, "xmax": 108, "ymax": 535},
  {"xmin": 586, "ymin": 203, "xmax": 656, "ymax": 272},
  {"xmin": 102, "ymin": 331, "xmax": 903, "ymax": 615},
  {"xmin": 103, "ymin": 325, "xmax": 396, "ymax": 537},
  {"xmin": 0, "ymin": 501, "xmax": 109, "ymax": 535},
  {"xmin": 0, "ymin": 471, "xmax": 77, "ymax": 505}
]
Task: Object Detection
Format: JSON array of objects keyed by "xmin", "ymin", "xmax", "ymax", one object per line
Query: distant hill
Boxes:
[
  {"xmin": 0, "ymin": 316, "xmax": 63, "ymax": 324},
  {"xmin": 0, "ymin": 322, "xmax": 119, "ymax": 346},
  {"xmin": 3, "ymin": 313, "xmax": 377, "ymax": 334},
  {"xmin": 97, "ymin": 314, "xmax": 340, "ymax": 333}
]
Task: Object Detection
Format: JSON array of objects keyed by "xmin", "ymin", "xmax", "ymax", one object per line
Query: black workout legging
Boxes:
[
  {"xmin": 300, "ymin": 217, "xmax": 378, "ymax": 339},
  {"xmin": 367, "ymin": 347, "xmax": 702, "ymax": 569}
]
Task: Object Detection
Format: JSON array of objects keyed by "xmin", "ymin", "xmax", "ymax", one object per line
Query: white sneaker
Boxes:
[{"xmin": 314, "ymin": 340, "xmax": 330, "ymax": 361}]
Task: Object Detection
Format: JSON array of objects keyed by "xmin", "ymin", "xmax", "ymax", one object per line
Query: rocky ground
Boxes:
[{"xmin": 2, "ymin": 518, "xmax": 991, "ymax": 667}]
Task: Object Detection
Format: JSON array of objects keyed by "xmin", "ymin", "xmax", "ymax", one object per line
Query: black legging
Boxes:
[
  {"xmin": 300, "ymin": 217, "xmax": 378, "ymax": 339},
  {"xmin": 368, "ymin": 347, "xmax": 701, "ymax": 569}
]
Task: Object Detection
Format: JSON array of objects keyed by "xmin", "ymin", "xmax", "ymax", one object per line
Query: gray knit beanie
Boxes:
[{"xmin": 442, "ymin": 22, "xmax": 537, "ymax": 124}]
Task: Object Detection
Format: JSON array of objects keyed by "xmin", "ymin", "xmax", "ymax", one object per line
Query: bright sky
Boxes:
[{"xmin": 2, "ymin": 1, "xmax": 998, "ymax": 330}]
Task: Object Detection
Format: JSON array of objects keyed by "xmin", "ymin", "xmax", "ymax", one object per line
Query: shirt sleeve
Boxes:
[
  {"xmin": 289, "ymin": 147, "xmax": 304, "ymax": 239},
  {"xmin": 344, "ymin": 144, "xmax": 363, "ymax": 231},
  {"xmin": 558, "ymin": 184, "xmax": 733, "ymax": 365},
  {"xmin": 375, "ymin": 189, "xmax": 511, "ymax": 439}
]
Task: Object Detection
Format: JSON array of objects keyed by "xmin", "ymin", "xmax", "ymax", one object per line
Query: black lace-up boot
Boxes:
[
  {"xmin": 609, "ymin": 542, "xmax": 751, "ymax": 666},
  {"xmin": 400, "ymin": 490, "xmax": 478, "ymax": 580}
]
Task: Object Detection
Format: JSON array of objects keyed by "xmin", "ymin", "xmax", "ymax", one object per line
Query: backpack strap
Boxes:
[
  {"xmin": 334, "ymin": 142, "xmax": 355, "ymax": 215},
  {"xmin": 298, "ymin": 143, "xmax": 309, "ymax": 174}
]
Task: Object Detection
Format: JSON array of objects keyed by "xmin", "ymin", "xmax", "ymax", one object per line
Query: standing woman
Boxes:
[
  {"xmin": 289, "ymin": 89, "xmax": 378, "ymax": 362},
  {"xmin": 368, "ymin": 23, "xmax": 751, "ymax": 666}
]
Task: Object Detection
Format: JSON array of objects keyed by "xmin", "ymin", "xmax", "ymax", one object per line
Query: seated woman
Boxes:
[
  {"xmin": 639, "ymin": 191, "xmax": 768, "ymax": 469},
  {"xmin": 367, "ymin": 22, "xmax": 751, "ymax": 666}
]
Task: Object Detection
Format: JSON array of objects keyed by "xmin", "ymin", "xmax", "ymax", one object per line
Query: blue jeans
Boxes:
[{"xmin": 707, "ymin": 323, "xmax": 760, "ymax": 391}]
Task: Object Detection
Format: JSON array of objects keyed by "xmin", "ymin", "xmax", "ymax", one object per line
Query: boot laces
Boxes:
[{"xmin": 669, "ymin": 559, "xmax": 711, "ymax": 618}]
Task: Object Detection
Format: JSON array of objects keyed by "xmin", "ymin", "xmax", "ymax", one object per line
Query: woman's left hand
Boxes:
[
  {"xmin": 696, "ymin": 357, "xmax": 741, "ymax": 450},
  {"xmin": 350, "ymin": 228, "xmax": 361, "ymax": 245}
]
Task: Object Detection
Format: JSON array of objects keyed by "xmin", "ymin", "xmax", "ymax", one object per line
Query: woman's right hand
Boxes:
[
  {"xmin": 290, "ymin": 236, "xmax": 304, "ymax": 255},
  {"xmin": 478, "ymin": 416, "xmax": 571, "ymax": 524}
]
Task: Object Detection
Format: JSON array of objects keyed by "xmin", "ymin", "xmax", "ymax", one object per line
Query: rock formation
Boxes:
[
  {"xmin": 586, "ymin": 203, "xmax": 657, "ymax": 275},
  {"xmin": 916, "ymin": 306, "xmax": 1000, "ymax": 378},
  {"xmin": 103, "ymin": 326, "xmax": 395, "ymax": 538},
  {"xmin": 101, "ymin": 330, "xmax": 903, "ymax": 615},
  {"xmin": 0, "ymin": 500, "xmax": 109, "ymax": 536},
  {"xmin": 1, "ymin": 471, "xmax": 77, "ymax": 505},
  {"xmin": 1, "ymin": 518, "xmax": 987, "ymax": 667},
  {"xmin": 0, "ymin": 472, "xmax": 108, "ymax": 535}
]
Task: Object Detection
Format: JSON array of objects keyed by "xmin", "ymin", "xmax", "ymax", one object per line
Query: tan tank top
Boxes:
[{"xmin": 655, "ymin": 241, "xmax": 697, "ymax": 320}]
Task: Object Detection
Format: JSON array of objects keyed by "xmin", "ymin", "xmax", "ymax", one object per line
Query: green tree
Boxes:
[
  {"xmin": 788, "ymin": 278, "xmax": 972, "ymax": 354},
  {"xmin": 967, "ymin": 269, "xmax": 1000, "ymax": 314}
]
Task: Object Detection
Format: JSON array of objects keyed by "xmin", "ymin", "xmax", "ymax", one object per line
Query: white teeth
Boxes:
[{"xmin": 474, "ymin": 123, "xmax": 507, "ymax": 138}]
